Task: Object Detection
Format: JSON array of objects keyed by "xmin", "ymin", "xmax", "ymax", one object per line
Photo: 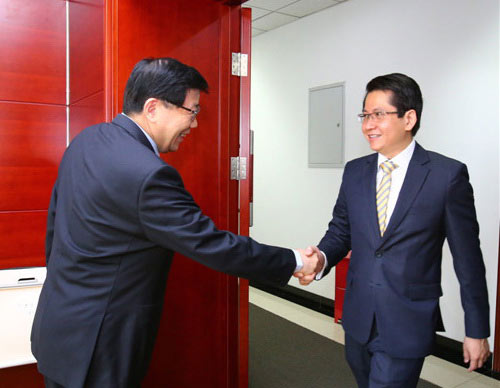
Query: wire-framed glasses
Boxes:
[{"xmin": 357, "ymin": 110, "xmax": 398, "ymax": 122}]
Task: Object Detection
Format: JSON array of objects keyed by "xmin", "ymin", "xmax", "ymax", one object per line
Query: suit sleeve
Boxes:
[
  {"xmin": 317, "ymin": 168, "xmax": 352, "ymax": 278},
  {"xmin": 45, "ymin": 184, "xmax": 58, "ymax": 266},
  {"xmin": 136, "ymin": 165, "xmax": 296, "ymax": 286},
  {"xmin": 445, "ymin": 163, "xmax": 490, "ymax": 338}
]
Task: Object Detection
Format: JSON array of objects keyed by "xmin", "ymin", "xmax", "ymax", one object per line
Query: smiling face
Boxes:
[
  {"xmin": 362, "ymin": 90, "xmax": 415, "ymax": 159},
  {"xmin": 140, "ymin": 89, "xmax": 201, "ymax": 153}
]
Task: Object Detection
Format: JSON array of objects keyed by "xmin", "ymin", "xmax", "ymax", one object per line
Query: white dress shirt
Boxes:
[{"xmin": 377, "ymin": 140, "xmax": 416, "ymax": 226}]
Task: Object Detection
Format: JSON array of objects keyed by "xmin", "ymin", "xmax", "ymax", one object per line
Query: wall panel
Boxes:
[
  {"xmin": 69, "ymin": 0, "xmax": 104, "ymax": 104},
  {"xmin": 0, "ymin": 0, "xmax": 66, "ymax": 104},
  {"xmin": 0, "ymin": 211, "xmax": 47, "ymax": 270},
  {"xmin": 0, "ymin": 102, "xmax": 66, "ymax": 211},
  {"xmin": 0, "ymin": 0, "xmax": 66, "ymax": 382},
  {"xmin": 69, "ymin": 91, "xmax": 105, "ymax": 141}
]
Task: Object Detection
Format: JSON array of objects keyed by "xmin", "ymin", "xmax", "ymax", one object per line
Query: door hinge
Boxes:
[
  {"xmin": 231, "ymin": 52, "xmax": 248, "ymax": 77},
  {"xmin": 230, "ymin": 156, "xmax": 247, "ymax": 180}
]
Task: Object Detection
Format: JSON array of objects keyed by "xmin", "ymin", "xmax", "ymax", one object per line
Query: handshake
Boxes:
[{"xmin": 293, "ymin": 246, "xmax": 325, "ymax": 286}]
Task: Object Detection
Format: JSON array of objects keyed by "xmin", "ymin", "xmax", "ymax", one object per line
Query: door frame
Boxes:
[{"xmin": 237, "ymin": 7, "xmax": 252, "ymax": 388}]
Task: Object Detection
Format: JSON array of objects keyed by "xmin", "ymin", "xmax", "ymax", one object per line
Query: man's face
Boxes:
[
  {"xmin": 151, "ymin": 89, "xmax": 201, "ymax": 153},
  {"xmin": 362, "ymin": 90, "xmax": 414, "ymax": 159}
]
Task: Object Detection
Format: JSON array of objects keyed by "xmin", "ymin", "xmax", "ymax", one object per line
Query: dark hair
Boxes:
[
  {"xmin": 363, "ymin": 73, "xmax": 423, "ymax": 136},
  {"xmin": 123, "ymin": 57, "xmax": 209, "ymax": 114}
]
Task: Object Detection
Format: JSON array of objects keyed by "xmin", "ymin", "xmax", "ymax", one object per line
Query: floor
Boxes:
[
  {"xmin": 249, "ymin": 287, "xmax": 500, "ymax": 388},
  {"xmin": 250, "ymin": 303, "xmax": 438, "ymax": 387}
]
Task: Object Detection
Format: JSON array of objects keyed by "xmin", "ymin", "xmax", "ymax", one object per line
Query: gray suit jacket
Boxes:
[{"xmin": 31, "ymin": 114, "xmax": 296, "ymax": 387}]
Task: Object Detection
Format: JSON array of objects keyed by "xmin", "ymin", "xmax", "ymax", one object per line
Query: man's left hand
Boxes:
[{"xmin": 463, "ymin": 337, "xmax": 490, "ymax": 371}]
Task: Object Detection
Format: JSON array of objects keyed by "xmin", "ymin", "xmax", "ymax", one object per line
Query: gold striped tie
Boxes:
[{"xmin": 376, "ymin": 160, "xmax": 398, "ymax": 236}]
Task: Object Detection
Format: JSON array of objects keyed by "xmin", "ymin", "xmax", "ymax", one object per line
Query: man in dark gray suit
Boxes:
[{"xmin": 31, "ymin": 57, "xmax": 323, "ymax": 388}]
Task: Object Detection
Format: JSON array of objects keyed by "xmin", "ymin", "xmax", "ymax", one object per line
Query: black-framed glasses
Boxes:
[
  {"xmin": 178, "ymin": 105, "xmax": 201, "ymax": 118},
  {"xmin": 163, "ymin": 100, "xmax": 200, "ymax": 120},
  {"xmin": 357, "ymin": 110, "xmax": 398, "ymax": 123}
]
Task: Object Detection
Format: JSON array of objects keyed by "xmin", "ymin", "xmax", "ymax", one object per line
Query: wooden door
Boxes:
[{"xmin": 105, "ymin": 1, "xmax": 250, "ymax": 386}]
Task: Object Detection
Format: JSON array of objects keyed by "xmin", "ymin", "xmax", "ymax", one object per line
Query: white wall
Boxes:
[{"xmin": 249, "ymin": 0, "xmax": 499, "ymax": 344}]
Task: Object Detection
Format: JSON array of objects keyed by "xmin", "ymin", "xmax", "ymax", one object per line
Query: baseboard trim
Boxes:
[
  {"xmin": 250, "ymin": 281, "xmax": 334, "ymax": 317},
  {"xmin": 249, "ymin": 280, "xmax": 497, "ymax": 379}
]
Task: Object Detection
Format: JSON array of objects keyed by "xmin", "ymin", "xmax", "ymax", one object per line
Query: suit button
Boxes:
[{"xmin": 375, "ymin": 251, "xmax": 383, "ymax": 258}]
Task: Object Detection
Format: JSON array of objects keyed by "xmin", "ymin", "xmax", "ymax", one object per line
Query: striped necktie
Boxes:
[{"xmin": 376, "ymin": 160, "xmax": 398, "ymax": 236}]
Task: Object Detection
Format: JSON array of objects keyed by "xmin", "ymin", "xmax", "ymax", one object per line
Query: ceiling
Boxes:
[{"xmin": 243, "ymin": 0, "xmax": 349, "ymax": 36}]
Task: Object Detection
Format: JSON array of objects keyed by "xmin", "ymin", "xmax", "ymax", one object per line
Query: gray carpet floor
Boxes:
[{"xmin": 249, "ymin": 304, "xmax": 440, "ymax": 388}]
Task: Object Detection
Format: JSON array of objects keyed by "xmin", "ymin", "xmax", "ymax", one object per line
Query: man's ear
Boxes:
[
  {"xmin": 143, "ymin": 98, "xmax": 160, "ymax": 121},
  {"xmin": 404, "ymin": 109, "xmax": 417, "ymax": 133}
]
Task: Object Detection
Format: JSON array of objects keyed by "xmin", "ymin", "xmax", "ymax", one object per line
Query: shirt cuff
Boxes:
[
  {"xmin": 315, "ymin": 250, "xmax": 328, "ymax": 280},
  {"xmin": 292, "ymin": 249, "xmax": 303, "ymax": 272}
]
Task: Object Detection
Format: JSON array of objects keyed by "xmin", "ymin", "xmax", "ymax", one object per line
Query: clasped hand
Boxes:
[{"xmin": 293, "ymin": 246, "xmax": 325, "ymax": 286}]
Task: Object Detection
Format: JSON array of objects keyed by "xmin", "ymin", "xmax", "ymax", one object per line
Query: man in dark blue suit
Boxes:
[
  {"xmin": 300, "ymin": 73, "xmax": 490, "ymax": 387},
  {"xmin": 31, "ymin": 57, "xmax": 323, "ymax": 388}
]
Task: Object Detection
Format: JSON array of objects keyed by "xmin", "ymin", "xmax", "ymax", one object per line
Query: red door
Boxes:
[{"xmin": 104, "ymin": 1, "xmax": 252, "ymax": 387}]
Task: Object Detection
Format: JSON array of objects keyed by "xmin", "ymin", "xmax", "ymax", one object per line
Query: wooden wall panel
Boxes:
[
  {"xmin": 69, "ymin": 0, "xmax": 104, "ymax": 104},
  {"xmin": 0, "ymin": 0, "xmax": 66, "ymax": 104},
  {"xmin": 69, "ymin": 91, "xmax": 105, "ymax": 141},
  {"xmin": 0, "ymin": 103, "xmax": 66, "ymax": 211},
  {"xmin": 0, "ymin": 211, "xmax": 46, "ymax": 270},
  {"xmin": 0, "ymin": 0, "xmax": 66, "ymax": 383}
]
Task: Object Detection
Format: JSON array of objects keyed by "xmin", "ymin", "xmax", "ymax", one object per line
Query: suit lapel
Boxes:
[
  {"xmin": 379, "ymin": 143, "xmax": 430, "ymax": 246},
  {"xmin": 111, "ymin": 114, "xmax": 156, "ymax": 154},
  {"xmin": 363, "ymin": 153, "xmax": 380, "ymax": 246}
]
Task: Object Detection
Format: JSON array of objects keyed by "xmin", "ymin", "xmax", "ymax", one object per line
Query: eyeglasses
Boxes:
[
  {"xmin": 357, "ymin": 111, "xmax": 398, "ymax": 123},
  {"xmin": 178, "ymin": 105, "xmax": 201, "ymax": 119},
  {"xmin": 163, "ymin": 100, "xmax": 200, "ymax": 120}
]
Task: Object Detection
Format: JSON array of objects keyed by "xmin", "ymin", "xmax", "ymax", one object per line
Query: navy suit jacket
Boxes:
[
  {"xmin": 318, "ymin": 143, "xmax": 489, "ymax": 358},
  {"xmin": 31, "ymin": 115, "xmax": 296, "ymax": 388}
]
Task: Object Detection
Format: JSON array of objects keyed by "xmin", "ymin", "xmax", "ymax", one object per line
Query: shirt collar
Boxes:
[
  {"xmin": 377, "ymin": 139, "xmax": 416, "ymax": 169},
  {"xmin": 121, "ymin": 113, "xmax": 160, "ymax": 157}
]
